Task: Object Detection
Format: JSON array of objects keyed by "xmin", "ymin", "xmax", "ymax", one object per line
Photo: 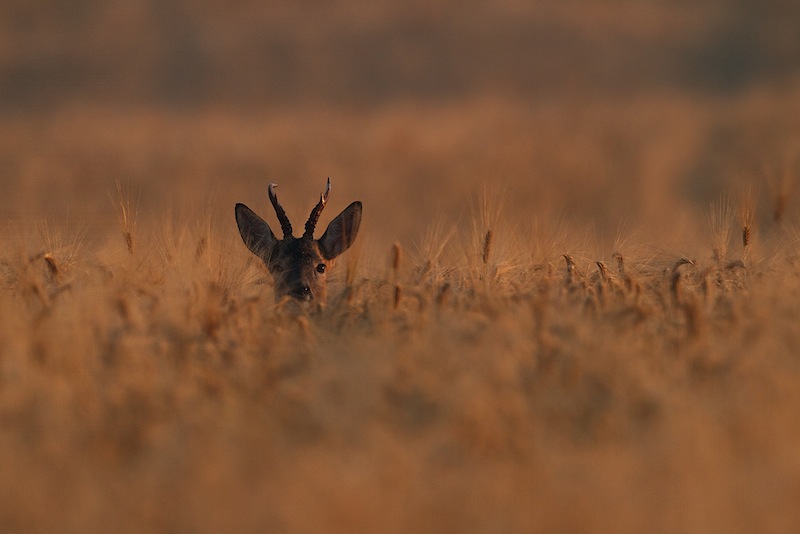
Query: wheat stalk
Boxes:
[
  {"xmin": 481, "ymin": 229, "xmax": 493, "ymax": 265},
  {"xmin": 391, "ymin": 242, "xmax": 403, "ymax": 309},
  {"xmin": 706, "ymin": 198, "xmax": 732, "ymax": 263},
  {"xmin": 110, "ymin": 180, "xmax": 139, "ymax": 255},
  {"xmin": 737, "ymin": 183, "xmax": 756, "ymax": 262}
]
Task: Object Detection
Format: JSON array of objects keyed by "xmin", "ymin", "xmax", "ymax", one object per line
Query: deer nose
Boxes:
[{"xmin": 290, "ymin": 285, "xmax": 313, "ymax": 301}]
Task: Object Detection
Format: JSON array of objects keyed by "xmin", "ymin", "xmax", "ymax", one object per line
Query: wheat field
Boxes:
[{"xmin": 4, "ymin": 1, "xmax": 800, "ymax": 533}]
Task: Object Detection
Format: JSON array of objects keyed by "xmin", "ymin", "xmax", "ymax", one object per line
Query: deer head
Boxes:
[{"xmin": 235, "ymin": 178, "xmax": 362, "ymax": 303}]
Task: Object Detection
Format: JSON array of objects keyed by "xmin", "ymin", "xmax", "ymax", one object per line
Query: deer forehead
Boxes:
[{"xmin": 273, "ymin": 238, "xmax": 326, "ymax": 268}]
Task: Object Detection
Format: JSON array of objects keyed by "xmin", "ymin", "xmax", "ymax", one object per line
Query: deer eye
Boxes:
[{"xmin": 316, "ymin": 263, "xmax": 326, "ymax": 274}]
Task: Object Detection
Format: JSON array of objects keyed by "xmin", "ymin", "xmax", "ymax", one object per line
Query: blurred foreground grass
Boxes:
[{"xmin": 2, "ymin": 170, "xmax": 800, "ymax": 532}]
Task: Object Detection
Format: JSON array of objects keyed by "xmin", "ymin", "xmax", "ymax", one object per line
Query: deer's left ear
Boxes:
[
  {"xmin": 235, "ymin": 203, "xmax": 278, "ymax": 258},
  {"xmin": 319, "ymin": 201, "xmax": 362, "ymax": 260}
]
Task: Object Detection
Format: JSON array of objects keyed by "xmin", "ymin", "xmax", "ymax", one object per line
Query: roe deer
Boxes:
[{"xmin": 235, "ymin": 178, "xmax": 362, "ymax": 303}]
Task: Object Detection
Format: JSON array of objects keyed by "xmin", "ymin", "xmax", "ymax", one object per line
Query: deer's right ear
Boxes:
[
  {"xmin": 319, "ymin": 201, "xmax": 362, "ymax": 260},
  {"xmin": 235, "ymin": 203, "xmax": 277, "ymax": 258}
]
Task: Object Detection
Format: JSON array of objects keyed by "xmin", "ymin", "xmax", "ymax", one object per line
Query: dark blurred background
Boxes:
[
  {"xmin": 3, "ymin": 0, "xmax": 799, "ymax": 112},
  {"xmin": 2, "ymin": 0, "xmax": 800, "ymax": 247}
]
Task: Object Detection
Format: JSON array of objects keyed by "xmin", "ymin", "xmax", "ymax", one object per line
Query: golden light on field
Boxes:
[{"xmin": 2, "ymin": 1, "xmax": 800, "ymax": 533}]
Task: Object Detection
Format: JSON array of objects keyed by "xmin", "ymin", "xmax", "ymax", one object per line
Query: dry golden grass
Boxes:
[{"xmin": 3, "ymin": 108, "xmax": 800, "ymax": 532}]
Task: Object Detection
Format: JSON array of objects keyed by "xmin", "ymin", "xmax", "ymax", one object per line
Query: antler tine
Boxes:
[
  {"xmin": 304, "ymin": 177, "xmax": 331, "ymax": 238},
  {"xmin": 268, "ymin": 183, "xmax": 293, "ymax": 238}
]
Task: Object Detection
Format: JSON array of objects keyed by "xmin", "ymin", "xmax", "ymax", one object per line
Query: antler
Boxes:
[
  {"xmin": 304, "ymin": 177, "xmax": 331, "ymax": 238},
  {"xmin": 268, "ymin": 183, "xmax": 293, "ymax": 238}
]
